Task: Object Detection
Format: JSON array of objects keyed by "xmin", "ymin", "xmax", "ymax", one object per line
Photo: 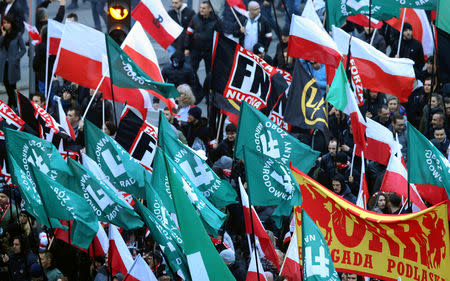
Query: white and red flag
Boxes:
[
  {"xmin": 239, "ymin": 178, "xmax": 280, "ymax": 270},
  {"xmin": 131, "ymin": 0, "xmax": 183, "ymax": 50},
  {"xmin": 125, "ymin": 254, "xmax": 158, "ymax": 281},
  {"xmin": 386, "ymin": 8, "xmax": 434, "ymax": 57},
  {"xmin": 47, "ymin": 19, "xmax": 63, "ymax": 55},
  {"xmin": 23, "ymin": 21, "xmax": 41, "ymax": 45},
  {"xmin": 280, "ymin": 229, "xmax": 301, "ymax": 281},
  {"xmin": 347, "ymin": 15, "xmax": 383, "ymax": 29},
  {"xmin": 54, "ymin": 96, "xmax": 75, "ymax": 140},
  {"xmin": 108, "ymin": 224, "xmax": 134, "ymax": 276},
  {"xmin": 333, "ymin": 26, "xmax": 415, "ymax": 103},
  {"xmin": 246, "ymin": 248, "xmax": 268, "ymax": 281},
  {"xmin": 301, "ymin": 0, "xmax": 323, "ymax": 29},
  {"xmin": 288, "ymin": 15, "xmax": 342, "ymax": 68},
  {"xmin": 356, "ymin": 152, "xmax": 370, "ymax": 209},
  {"xmin": 226, "ymin": 0, "xmax": 247, "ymax": 16}
]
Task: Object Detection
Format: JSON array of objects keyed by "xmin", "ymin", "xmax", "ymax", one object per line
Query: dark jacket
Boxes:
[
  {"xmin": 355, "ymin": 30, "xmax": 386, "ymax": 53},
  {"xmin": 3, "ymin": 251, "xmax": 37, "ymax": 281},
  {"xmin": 168, "ymin": 4, "xmax": 195, "ymax": 51},
  {"xmin": 405, "ymin": 86, "xmax": 426, "ymax": 128},
  {"xmin": 359, "ymin": 93, "xmax": 386, "ymax": 118},
  {"xmin": 181, "ymin": 117, "xmax": 213, "ymax": 148},
  {"xmin": 431, "ymin": 137, "xmax": 450, "ymax": 157},
  {"xmin": 209, "ymin": 138, "xmax": 234, "ymax": 163},
  {"xmin": 185, "ymin": 14, "xmax": 218, "ymax": 52},
  {"xmin": 0, "ymin": 32, "xmax": 26, "ymax": 84},
  {"xmin": 235, "ymin": 14, "xmax": 272, "ymax": 50},
  {"xmin": 391, "ymin": 37, "xmax": 425, "ymax": 76},
  {"xmin": 36, "ymin": 0, "xmax": 65, "ymax": 32},
  {"xmin": 334, "ymin": 177, "xmax": 357, "ymax": 204},
  {"xmin": 0, "ymin": 0, "xmax": 25, "ymax": 33}
]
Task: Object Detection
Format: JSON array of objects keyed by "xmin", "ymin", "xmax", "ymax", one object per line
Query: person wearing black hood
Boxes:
[
  {"xmin": 181, "ymin": 106, "xmax": 213, "ymax": 150},
  {"xmin": 331, "ymin": 174, "xmax": 356, "ymax": 204}
]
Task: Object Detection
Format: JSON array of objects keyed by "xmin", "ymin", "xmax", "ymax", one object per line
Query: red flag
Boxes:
[
  {"xmin": 108, "ymin": 224, "xmax": 134, "ymax": 276},
  {"xmin": 246, "ymin": 248, "xmax": 268, "ymax": 281},
  {"xmin": 23, "ymin": 21, "xmax": 42, "ymax": 45},
  {"xmin": 226, "ymin": 0, "xmax": 247, "ymax": 15},
  {"xmin": 347, "ymin": 15, "xmax": 383, "ymax": 29},
  {"xmin": 280, "ymin": 230, "xmax": 301, "ymax": 281}
]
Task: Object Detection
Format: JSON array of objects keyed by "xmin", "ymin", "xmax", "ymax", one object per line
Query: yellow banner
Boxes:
[{"xmin": 292, "ymin": 166, "xmax": 450, "ymax": 281}]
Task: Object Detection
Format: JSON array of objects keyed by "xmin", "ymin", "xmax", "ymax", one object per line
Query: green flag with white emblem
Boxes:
[{"xmin": 150, "ymin": 147, "xmax": 175, "ymax": 213}]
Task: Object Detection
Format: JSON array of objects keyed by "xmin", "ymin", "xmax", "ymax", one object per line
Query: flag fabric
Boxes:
[
  {"xmin": 239, "ymin": 178, "xmax": 280, "ymax": 270},
  {"xmin": 325, "ymin": 0, "xmax": 399, "ymax": 30},
  {"xmin": 84, "ymin": 120, "xmax": 150, "ymax": 199},
  {"xmin": 115, "ymin": 107, "xmax": 158, "ymax": 170},
  {"xmin": 47, "ymin": 19, "xmax": 63, "ymax": 55},
  {"xmin": 109, "ymin": 224, "xmax": 134, "ymax": 276},
  {"xmin": 235, "ymin": 102, "xmax": 320, "ymax": 173},
  {"xmin": 54, "ymin": 96, "xmax": 75, "ymax": 140},
  {"xmin": 292, "ymin": 167, "xmax": 450, "ymax": 281},
  {"xmin": 372, "ymin": 0, "xmax": 436, "ymax": 10},
  {"xmin": 436, "ymin": 0, "xmax": 450, "ymax": 34},
  {"xmin": 347, "ymin": 15, "xmax": 383, "ymax": 29},
  {"xmin": 134, "ymin": 199, "xmax": 189, "ymax": 280},
  {"xmin": 280, "ymin": 228, "xmax": 301, "ymax": 281},
  {"xmin": 359, "ymin": 118, "xmax": 397, "ymax": 165},
  {"xmin": 246, "ymin": 248, "xmax": 268, "ymax": 281},
  {"xmin": 66, "ymin": 157, "xmax": 144, "ymax": 230},
  {"xmin": 436, "ymin": 26, "xmax": 450, "ymax": 84},
  {"xmin": 301, "ymin": 209, "xmax": 340, "ymax": 281},
  {"xmin": 125, "ymin": 254, "xmax": 158, "ymax": 281},
  {"xmin": 121, "ymin": 22, "xmax": 177, "ymax": 114},
  {"xmin": 211, "ymin": 32, "xmax": 288, "ymax": 112},
  {"xmin": 346, "ymin": 45, "xmax": 365, "ymax": 106},
  {"xmin": 23, "ymin": 21, "xmax": 41, "ymax": 45},
  {"xmin": 226, "ymin": 0, "xmax": 247, "ymax": 15},
  {"xmin": 356, "ymin": 153, "xmax": 370, "ymax": 209},
  {"xmin": 0, "ymin": 99, "xmax": 27, "ymax": 132},
  {"xmin": 243, "ymin": 147, "xmax": 302, "ymax": 227},
  {"xmin": 150, "ymin": 147, "xmax": 175, "ymax": 213},
  {"xmin": 302, "ymin": 0, "xmax": 324, "ymax": 30},
  {"xmin": 407, "ymin": 122, "xmax": 450, "ymax": 203},
  {"xmin": 288, "ymin": 15, "xmax": 341, "ymax": 68},
  {"xmin": 332, "ymin": 27, "xmax": 416, "ymax": 102},
  {"xmin": 158, "ymin": 111, "xmax": 238, "ymax": 209},
  {"xmin": 165, "ymin": 155, "xmax": 236, "ymax": 281},
  {"xmin": 385, "ymin": 8, "xmax": 434, "ymax": 57},
  {"xmin": 131, "ymin": 0, "xmax": 183, "ymax": 50},
  {"xmin": 283, "ymin": 60, "xmax": 328, "ymax": 136}
]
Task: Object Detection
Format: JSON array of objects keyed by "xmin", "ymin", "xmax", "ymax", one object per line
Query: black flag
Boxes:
[
  {"xmin": 436, "ymin": 27, "xmax": 450, "ymax": 84},
  {"xmin": 283, "ymin": 60, "xmax": 328, "ymax": 135}
]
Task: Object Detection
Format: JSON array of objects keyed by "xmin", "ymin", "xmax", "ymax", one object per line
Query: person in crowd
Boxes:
[
  {"xmin": 389, "ymin": 193, "xmax": 407, "ymax": 214},
  {"xmin": 317, "ymin": 139, "xmax": 340, "ymax": 187},
  {"xmin": 427, "ymin": 111, "xmax": 447, "ymax": 139},
  {"xmin": 36, "ymin": 0, "xmax": 66, "ymax": 32},
  {"xmin": 406, "ymin": 78, "xmax": 429, "ymax": 129},
  {"xmin": 328, "ymin": 109, "xmax": 349, "ymax": 140},
  {"xmin": 273, "ymin": 26, "xmax": 293, "ymax": 73},
  {"xmin": 386, "ymin": 96, "xmax": 405, "ymax": 116},
  {"xmin": 0, "ymin": 15, "xmax": 26, "ymax": 108},
  {"xmin": 18, "ymin": 210, "xmax": 41, "ymax": 253},
  {"xmin": 390, "ymin": 113, "xmax": 407, "ymax": 157},
  {"xmin": 66, "ymin": 12, "xmax": 78, "ymax": 22},
  {"xmin": 220, "ymin": 248, "xmax": 246, "ymax": 281},
  {"xmin": 360, "ymin": 90, "xmax": 386, "ymax": 119},
  {"xmin": 39, "ymin": 251, "xmax": 64, "ymax": 281},
  {"xmin": 253, "ymin": 42, "xmax": 273, "ymax": 65},
  {"xmin": 210, "ymin": 123, "xmax": 236, "ymax": 163},
  {"xmin": 168, "ymin": 0, "xmax": 195, "ymax": 56},
  {"xmin": 181, "ymin": 105, "xmax": 213, "ymax": 150},
  {"xmin": 373, "ymin": 104, "xmax": 391, "ymax": 127},
  {"xmin": 236, "ymin": 1, "xmax": 272, "ymax": 52},
  {"xmin": 80, "ymin": 89, "xmax": 113, "ymax": 129},
  {"xmin": 303, "ymin": 61, "xmax": 327, "ymax": 94},
  {"xmin": 421, "ymin": 93, "xmax": 444, "ymax": 135},
  {"xmin": 0, "ymin": 186, "xmax": 17, "ymax": 232},
  {"xmin": 0, "ymin": 0, "xmax": 26, "ymax": 34},
  {"xmin": 87, "ymin": 0, "xmax": 106, "ymax": 31},
  {"xmin": 331, "ymin": 174, "xmax": 356, "ymax": 204},
  {"xmin": 1, "ymin": 236, "xmax": 38, "ymax": 280},
  {"xmin": 391, "ymin": 22, "xmax": 425, "ymax": 76},
  {"xmin": 59, "ymin": 85, "xmax": 77, "ymax": 112},
  {"xmin": 370, "ymin": 192, "xmax": 390, "ymax": 214},
  {"xmin": 431, "ymin": 127, "xmax": 450, "ymax": 157},
  {"xmin": 341, "ymin": 273, "xmax": 363, "ymax": 281},
  {"xmin": 356, "ymin": 26, "xmax": 387, "ymax": 53},
  {"xmin": 103, "ymin": 120, "xmax": 116, "ymax": 137},
  {"xmin": 175, "ymin": 83, "xmax": 196, "ymax": 124},
  {"xmin": 67, "ymin": 106, "xmax": 81, "ymax": 137},
  {"xmin": 92, "ymin": 255, "xmax": 108, "ymax": 281},
  {"xmin": 418, "ymin": 56, "xmax": 435, "ymax": 82}
]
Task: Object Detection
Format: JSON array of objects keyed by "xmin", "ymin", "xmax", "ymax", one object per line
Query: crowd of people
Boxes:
[{"xmin": 0, "ymin": 0, "xmax": 447, "ymax": 280}]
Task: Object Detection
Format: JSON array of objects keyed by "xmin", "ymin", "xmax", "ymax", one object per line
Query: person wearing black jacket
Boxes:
[
  {"xmin": 0, "ymin": 0, "xmax": 26, "ymax": 33},
  {"xmin": 168, "ymin": 0, "xmax": 195, "ymax": 54},
  {"xmin": 1, "ymin": 236, "xmax": 38, "ymax": 281},
  {"xmin": 35, "ymin": 0, "xmax": 66, "ymax": 33}
]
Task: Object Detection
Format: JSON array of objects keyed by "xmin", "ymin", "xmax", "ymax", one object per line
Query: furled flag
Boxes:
[
  {"xmin": 47, "ymin": 19, "xmax": 63, "ymax": 55},
  {"xmin": 332, "ymin": 26, "xmax": 416, "ymax": 102},
  {"xmin": 115, "ymin": 107, "xmax": 158, "ymax": 171},
  {"xmin": 84, "ymin": 120, "xmax": 150, "ymax": 199},
  {"xmin": 243, "ymin": 146, "xmax": 302, "ymax": 227},
  {"xmin": 23, "ymin": 21, "xmax": 41, "ymax": 45},
  {"xmin": 407, "ymin": 122, "xmax": 450, "ymax": 203},
  {"xmin": 325, "ymin": 0, "xmax": 399, "ymax": 30},
  {"xmin": 54, "ymin": 96, "xmax": 75, "ymax": 140},
  {"xmin": 283, "ymin": 60, "xmax": 328, "ymax": 136},
  {"xmin": 280, "ymin": 227, "xmax": 301, "ymax": 280},
  {"xmin": 158, "ymin": 111, "xmax": 238, "ymax": 209},
  {"xmin": 211, "ymin": 32, "xmax": 288, "ymax": 113},
  {"xmin": 287, "ymin": 15, "xmax": 341, "ymax": 68},
  {"xmin": 134, "ymin": 199, "xmax": 189, "ymax": 280},
  {"xmin": 235, "ymin": 102, "xmax": 320, "ymax": 173},
  {"xmin": 239, "ymin": 178, "xmax": 280, "ymax": 270},
  {"xmin": 109, "ymin": 224, "xmax": 134, "ymax": 276},
  {"xmin": 356, "ymin": 152, "xmax": 370, "ymax": 209},
  {"xmin": 301, "ymin": 209, "xmax": 340, "ymax": 281},
  {"xmin": 66, "ymin": 157, "xmax": 144, "ymax": 230},
  {"xmin": 125, "ymin": 254, "xmax": 158, "ymax": 281},
  {"xmin": 131, "ymin": 0, "xmax": 183, "ymax": 50},
  {"xmin": 246, "ymin": 247, "xmax": 268, "ymax": 281},
  {"xmin": 226, "ymin": 0, "xmax": 247, "ymax": 15},
  {"xmin": 372, "ymin": 0, "xmax": 436, "ymax": 10},
  {"xmin": 165, "ymin": 155, "xmax": 236, "ymax": 281},
  {"xmin": 386, "ymin": 8, "xmax": 434, "ymax": 57}
]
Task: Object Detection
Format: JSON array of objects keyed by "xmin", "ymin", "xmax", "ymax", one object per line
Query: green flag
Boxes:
[
  {"xmin": 244, "ymin": 147, "xmax": 301, "ymax": 227},
  {"xmin": 158, "ymin": 110, "xmax": 178, "ymax": 142},
  {"xmin": 150, "ymin": 147, "xmax": 175, "ymax": 213},
  {"xmin": 158, "ymin": 114, "xmax": 237, "ymax": 209},
  {"xmin": 84, "ymin": 120, "xmax": 149, "ymax": 199},
  {"xmin": 134, "ymin": 199, "xmax": 190, "ymax": 280},
  {"xmin": 302, "ymin": 209, "xmax": 340, "ymax": 281},
  {"xmin": 372, "ymin": 0, "xmax": 436, "ymax": 10},
  {"xmin": 165, "ymin": 155, "xmax": 235, "ymax": 281},
  {"xmin": 235, "ymin": 102, "xmax": 320, "ymax": 173},
  {"xmin": 32, "ymin": 167, "xmax": 99, "ymax": 249},
  {"xmin": 437, "ymin": 0, "xmax": 450, "ymax": 34},
  {"xmin": 325, "ymin": 0, "xmax": 400, "ymax": 30},
  {"xmin": 105, "ymin": 34, "xmax": 179, "ymax": 99},
  {"xmin": 66, "ymin": 156, "xmax": 144, "ymax": 230},
  {"xmin": 407, "ymin": 123, "xmax": 450, "ymax": 199}
]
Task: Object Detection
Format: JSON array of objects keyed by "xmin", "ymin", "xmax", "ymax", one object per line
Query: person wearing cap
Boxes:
[
  {"xmin": 220, "ymin": 249, "xmax": 246, "ymax": 281},
  {"xmin": 181, "ymin": 106, "xmax": 213, "ymax": 150},
  {"xmin": 252, "ymin": 43, "xmax": 273, "ymax": 65},
  {"xmin": 236, "ymin": 1, "xmax": 272, "ymax": 52},
  {"xmin": 0, "ymin": 185, "xmax": 17, "ymax": 233},
  {"xmin": 390, "ymin": 22, "xmax": 425, "ymax": 76}
]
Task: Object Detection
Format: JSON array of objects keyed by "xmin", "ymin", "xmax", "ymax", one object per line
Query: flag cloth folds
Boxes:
[
  {"xmin": 105, "ymin": 34, "xmax": 179, "ymax": 99},
  {"xmin": 150, "ymin": 147, "xmax": 176, "ymax": 213},
  {"xmin": 284, "ymin": 60, "xmax": 328, "ymax": 136},
  {"xmin": 300, "ymin": 209, "xmax": 340, "ymax": 281},
  {"xmin": 246, "ymin": 247, "xmax": 268, "ymax": 281},
  {"xmin": 84, "ymin": 120, "xmax": 150, "ymax": 199},
  {"xmin": 126, "ymin": 254, "xmax": 158, "ymax": 281},
  {"xmin": 372, "ymin": 0, "xmax": 436, "ymax": 10},
  {"xmin": 347, "ymin": 15, "xmax": 383, "ymax": 29},
  {"xmin": 47, "ymin": 19, "xmax": 63, "ymax": 55},
  {"xmin": 131, "ymin": 0, "xmax": 183, "ymax": 50},
  {"xmin": 235, "ymin": 102, "xmax": 320, "ymax": 173},
  {"xmin": 332, "ymin": 27, "xmax": 415, "ymax": 102},
  {"xmin": 211, "ymin": 32, "xmax": 288, "ymax": 112},
  {"xmin": 244, "ymin": 147, "xmax": 302, "ymax": 227},
  {"xmin": 280, "ymin": 228, "xmax": 301, "ymax": 280},
  {"xmin": 436, "ymin": 0, "xmax": 450, "ymax": 34},
  {"xmin": 407, "ymin": 122, "xmax": 450, "ymax": 202},
  {"xmin": 287, "ymin": 15, "xmax": 341, "ymax": 68},
  {"xmin": 226, "ymin": 0, "xmax": 247, "ymax": 15},
  {"xmin": 292, "ymin": 166, "xmax": 450, "ymax": 281},
  {"xmin": 23, "ymin": 21, "xmax": 41, "ymax": 45},
  {"xmin": 109, "ymin": 224, "xmax": 134, "ymax": 276},
  {"xmin": 165, "ymin": 155, "xmax": 236, "ymax": 281}
]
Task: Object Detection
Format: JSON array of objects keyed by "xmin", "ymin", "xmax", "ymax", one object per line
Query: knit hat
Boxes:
[
  {"xmin": 188, "ymin": 106, "xmax": 202, "ymax": 120},
  {"xmin": 335, "ymin": 152, "xmax": 348, "ymax": 164},
  {"xmin": 220, "ymin": 249, "xmax": 235, "ymax": 264},
  {"xmin": 253, "ymin": 43, "xmax": 266, "ymax": 55},
  {"xmin": 403, "ymin": 22, "xmax": 413, "ymax": 31}
]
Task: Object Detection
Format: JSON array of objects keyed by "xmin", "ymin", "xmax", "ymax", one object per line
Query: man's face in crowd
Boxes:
[
  {"xmin": 403, "ymin": 28, "xmax": 413, "ymax": 40},
  {"xmin": 67, "ymin": 110, "xmax": 79, "ymax": 127},
  {"xmin": 332, "ymin": 180, "xmax": 342, "ymax": 194},
  {"xmin": 39, "ymin": 253, "xmax": 51, "ymax": 269},
  {"xmin": 392, "ymin": 118, "xmax": 405, "ymax": 133},
  {"xmin": 163, "ymin": 109, "xmax": 173, "ymax": 123},
  {"xmin": 328, "ymin": 141, "xmax": 337, "ymax": 156},
  {"xmin": 199, "ymin": 3, "xmax": 211, "ymax": 17},
  {"xmin": 379, "ymin": 108, "xmax": 390, "ymax": 123},
  {"xmin": 431, "ymin": 114, "xmax": 444, "ymax": 128},
  {"xmin": 0, "ymin": 193, "xmax": 8, "ymax": 206},
  {"xmin": 248, "ymin": 3, "xmax": 260, "ymax": 19},
  {"xmin": 434, "ymin": 129, "xmax": 446, "ymax": 143},
  {"xmin": 281, "ymin": 34, "xmax": 289, "ymax": 43},
  {"xmin": 12, "ymin": 239, "xmax": 21, "ymax": 254},
  {"xmin": 32, "ymin": 96, "xmax": 44, "ymax": 108},
  {"xmin": 369, "ymin": 91, "xmax": 378, "ymax": 100},
  {"xmin": 226, "ymin": 131, "xmax": 236, "ymax": 142},
  {"xmin": 424, "ymin": 79, "xmax": 432, "ymax": 94},
  {"xmin": 445, "ymin": 103, "xmax": 450, "ymax": 116},
  {"xmin": 172, "ymin": 0, "xmax": 183, "ymax": 10}
]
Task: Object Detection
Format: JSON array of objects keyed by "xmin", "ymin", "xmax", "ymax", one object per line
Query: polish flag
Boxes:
[
  {"xmin": 280, "ymin": 229, "xmax": 301, "ymax": 281},
  {"xmin": 125, "ymin": 254, "xmax": 158, "ymax": 281},
  {"xmin": 226, "ymin": 0, "xmax": 247, "ymax": 16},
  {"xmin": 47, "ymin": 19, "xmax": 63, "ymax": 55},
  {"xmin": 301, "ymin": 0, "xmax": 323, "ymax": 30},
  {"xmin": 333, "ymin": 26, "xmax": 415, "ymax": 103},
  {"xmin": 246, "ymin": 248, "xmax": 268, "ymax": 281},
  {"xmin": 347, "ymin": 15, "xmax": 383, "ymax": 29},
  {"xmin": 54, "ymin": 96, "xmax": 75, "ymax": 140},
  {"xmin": 23, "ymin": 21, "xmax": 41, "ymax": 45},
  {"xmin": 356, "ymin": 152, "xmax": 370, "ymax": 209},
  {"xmin": 239, "ymin": 178, "xmax": 280, "ymax": 270},
  {"xmin": 288, "ymin": 15, "xmax": 342, "ymax": 68},
  {"xmin": 108, "ymin": 224, "xmax": 134, "ymax": 276},
  {"xmin": 386, "ymin": 8, "xmax": 434, "ymax": 57},
  {"xmin": 131, "ymin": 0, "xmax": 183, "ymax": 50}
]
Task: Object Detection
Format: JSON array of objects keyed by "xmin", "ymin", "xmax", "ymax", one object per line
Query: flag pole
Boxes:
[
  {"xmin": 396, "ymin": 9, "xmax": 407, "ymax": 57},
  {"xmin": 215, "ymin": 113, "xmax": 224, "ymax": 142},
  {"xmin": 228, "ymin": 4, "xmax": 243, "ymax": 29},
  {"xmin": 368, "ymin": 0, "xmax": 372, "ymax": 32},
  {"xmin": 81, "ymin": 74, "xmax": 107, "ymax": 121},
  {"xmin": 45, "ymin": 32, "xmax": 49, "ymax": 107}
]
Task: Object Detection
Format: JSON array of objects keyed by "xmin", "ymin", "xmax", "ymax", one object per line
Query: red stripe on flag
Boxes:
[
  {"xmin": 49, "ymin": 37, "xmax": 61, "ymax": 56},
  {"xmin": 288, "ymin": 35, "xmax": 341, "ymax": 67},
  {"xmin": 123, "ymin": 45, "xmax": 163, "ymax": 82}
]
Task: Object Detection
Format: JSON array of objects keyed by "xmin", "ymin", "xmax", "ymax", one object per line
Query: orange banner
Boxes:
[{"xmin": 292, "ymin": 166, "xmax": 450, "ymax": 281}]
